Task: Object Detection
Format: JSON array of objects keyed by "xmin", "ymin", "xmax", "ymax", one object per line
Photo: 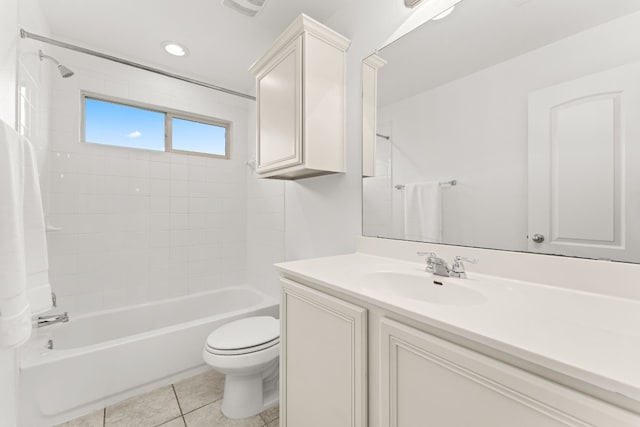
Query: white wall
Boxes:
[
  {"xmin": 246, "ymin": 102, "xmax": 285, "ymax": 298},
  {"xmin": 278, "ymin": 0, "xmax": 413, "ymax": 262},
  {"xmin": 375, "ymin": 11, "xmax": 640, "ymax": 252},
  {"xmin": 41, "ymin": 48, "xmax": 251, "ymax": 313}
]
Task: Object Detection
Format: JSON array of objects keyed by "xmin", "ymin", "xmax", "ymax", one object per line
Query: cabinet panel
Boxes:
[
  {"xmin": 380, "ymin": 317, "xmax": 638, "ymax": 427},
  {"xmin": 250, "ymin": 14, "xmax": 349, "ymax": 179},
  {"xmin": 362, "ymin": 54, "xmax": 386, "ymax": 178},
  {"xmin": 256, "ymin": 37, "xmax": 302, "ymax": 173},
  {"xmin": 281, "ymin": 279, "xmax": 367, "ymax": 427},
  {"xmin": 303, "ymin": 33, "xmax": 345, "ymax": 173}
]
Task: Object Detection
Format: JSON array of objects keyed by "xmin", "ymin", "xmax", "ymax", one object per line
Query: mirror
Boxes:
[{"xmin": 362, "ymin": 0, "xmax": 640, "ymax": 263}]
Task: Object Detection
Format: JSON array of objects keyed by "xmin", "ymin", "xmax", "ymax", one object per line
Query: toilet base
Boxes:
[{"xmin": 220, "ymin": 358, "xmax": 279, "ymax": 419}]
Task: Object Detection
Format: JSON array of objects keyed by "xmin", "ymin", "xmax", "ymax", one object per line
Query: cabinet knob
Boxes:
[{"xmin": 532, "ymin": 234, "xmax": 545, "ymax": 243}]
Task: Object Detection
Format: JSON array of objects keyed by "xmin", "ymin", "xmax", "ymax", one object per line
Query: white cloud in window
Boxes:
[{"xmin": 126, "ymin": 131, "xmax": 142, "ymax": 138}]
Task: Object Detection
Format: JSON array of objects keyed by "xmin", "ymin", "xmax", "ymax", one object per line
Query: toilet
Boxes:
[{"xmin": 203, "ymin": 316, "xmax": 280, "ymax": 419}]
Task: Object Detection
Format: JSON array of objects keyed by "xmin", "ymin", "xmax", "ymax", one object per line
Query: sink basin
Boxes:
[{"xmin": 361, "ymin": 272, "xmax": 486, "ymax": 306}]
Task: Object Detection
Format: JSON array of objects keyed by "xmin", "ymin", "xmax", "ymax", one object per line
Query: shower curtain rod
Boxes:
[{"xmin": 19, "ymin": 29, "xmax": 256, "ymax": 101}]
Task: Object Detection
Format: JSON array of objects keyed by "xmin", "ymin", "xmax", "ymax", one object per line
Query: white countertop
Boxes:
[{"xmin": 275, "ymin": 252, "xmax": 640, "ymax": 404}]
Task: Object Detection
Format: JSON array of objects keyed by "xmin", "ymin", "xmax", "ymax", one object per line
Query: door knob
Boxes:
[{"xmin": 532, "ymin": 234, "xmax": 545, "ymax": 243}]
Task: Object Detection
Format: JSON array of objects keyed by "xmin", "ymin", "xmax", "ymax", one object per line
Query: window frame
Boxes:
[{"xmin": 81, "ymin": 91, "xmax": 231, "ymax": 160}]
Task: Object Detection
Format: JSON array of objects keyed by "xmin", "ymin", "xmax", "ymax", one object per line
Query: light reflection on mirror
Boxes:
[{"xmin": 363, "ymin": 0, "xmax": 640, "ymax": 263}]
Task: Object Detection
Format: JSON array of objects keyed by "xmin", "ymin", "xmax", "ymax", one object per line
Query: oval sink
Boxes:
[{"xmin": 361, "ymin": 272, "xmax": 487, "ymax": 306}]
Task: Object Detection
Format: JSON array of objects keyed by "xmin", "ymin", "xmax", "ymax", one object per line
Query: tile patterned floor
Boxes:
[{"xmin": 57, "ymin": 369, "xmax": 279, "ymax": 427}]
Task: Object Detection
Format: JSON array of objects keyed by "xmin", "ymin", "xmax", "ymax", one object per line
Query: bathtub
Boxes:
[{"xmin": 19, "ymin": 286, "xmax": 278, "ymax": 426}]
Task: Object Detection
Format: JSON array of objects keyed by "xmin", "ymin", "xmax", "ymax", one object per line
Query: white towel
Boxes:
[
  {"xmin": 0, "ymin": 119, "xmax": 51, "ymax": 349},
  {"xmin": 22, "ymin": 131, "xmax": 51, "ymax": 315},
  {"xmin": 403, "ymin": 182, "xmax": 442, "ymax": 243}
]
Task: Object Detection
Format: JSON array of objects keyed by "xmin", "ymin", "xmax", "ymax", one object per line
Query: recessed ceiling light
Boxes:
[
  {"xmin": 432, "ymin": 5, "xmax": 455, "ymax": 20},
  {"xmin": 163, "ymin": 42, "xmax": 189, "ymax": 57}
]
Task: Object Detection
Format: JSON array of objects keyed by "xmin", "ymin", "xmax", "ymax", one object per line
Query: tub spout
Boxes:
[{"xmin": 35, "ymin": 312, "xmax": 69, "ymax": 328}]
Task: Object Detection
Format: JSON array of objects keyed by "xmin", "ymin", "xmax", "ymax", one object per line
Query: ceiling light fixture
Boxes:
[
  {"xmin": 163, "ymin": 42, "xmax": 189, "ymax": 57},
  {"xmin": 221, "ymin": 0, "xmax": 269, "ymax": 17},
  {"xmin": 432, "ymin": 5, "xmax": 456, "ymax": 20}
]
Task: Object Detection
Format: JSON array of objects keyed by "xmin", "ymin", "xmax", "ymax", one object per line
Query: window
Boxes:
[{"xmin": 82, "ymin": 93, "xmax": 230, "ymax": 159}]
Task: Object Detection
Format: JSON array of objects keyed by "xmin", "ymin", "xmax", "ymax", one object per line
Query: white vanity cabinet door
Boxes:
[
  {"xmin": 281, "ymin": 279, "xmax": 367, "ymax": 427},
  {"xmin": 380, "ymin": 317, "xmax": 639, "ymax": 427}
]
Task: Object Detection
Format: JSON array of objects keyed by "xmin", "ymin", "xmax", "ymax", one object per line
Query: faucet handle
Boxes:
[
  {"xmin": 416, "ymin": 251, "xmax": 437, "ymax": 273},
  {"xmin": 454, "ymin": 256, "xmax": 478, "ymax": 265},
  {"xmin": 416, "ymin": 251, "xmax": 436, "ymax": 257},
  {"xmin": 450, "ymin": 256, "xmax": 479, "ymax": 278}
]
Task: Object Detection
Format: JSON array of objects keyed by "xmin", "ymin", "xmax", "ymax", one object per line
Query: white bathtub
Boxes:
[{"xmin": 19, "ymin": 286, "xmax": 278, "ymax": 426}]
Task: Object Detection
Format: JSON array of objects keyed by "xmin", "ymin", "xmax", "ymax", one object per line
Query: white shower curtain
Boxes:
[{"xmin": 0, "ymin": 119, "xmax": 51, "ymax": 349}]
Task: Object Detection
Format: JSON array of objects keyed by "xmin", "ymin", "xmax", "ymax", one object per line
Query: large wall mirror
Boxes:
[{"xmin": 362, "ymin": 0, "xmax": 640, "ymax": 263}]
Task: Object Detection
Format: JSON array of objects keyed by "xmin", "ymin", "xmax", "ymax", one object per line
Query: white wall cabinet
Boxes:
[
  {"xmin": 249, "ymin": 14, "xmax": 350, "ymax": 180},
  {"xmin": 280, "ymin": 279, "xmax": 367, "ymax": 427},
  {"xmin": 362, "ymin": 54, "xmax": 386, "ymax": 178},
  {"xmin": 280, "ymin": 279, "xmax": 640, "ymax": 427}
]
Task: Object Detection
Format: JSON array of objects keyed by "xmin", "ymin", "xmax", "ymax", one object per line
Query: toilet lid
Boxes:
[{"xmin": 206, "ymin": 316, "xmax": 279, "ymax": 351}]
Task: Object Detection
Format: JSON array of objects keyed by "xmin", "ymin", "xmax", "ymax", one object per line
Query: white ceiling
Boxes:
[
  {"xmin": 36, "ymin": 0, "xmax": 348, "ymax": 95},
  {"xmin": 378, "ymin": 0, "xmax": 640, "ymax": 106}
]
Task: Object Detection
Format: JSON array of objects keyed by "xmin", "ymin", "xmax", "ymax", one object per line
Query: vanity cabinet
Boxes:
[
  {"xmin": 378, "ymin": 317, "xmax": 638, "ymax": 427},
  {"xmin": 280, "ymin": 278, "xmax": 640, "ymax": 427},
  {"xmin": 249, "ymin": 14, "xmax": 350, "ymax": 180},
  {"xmin": 280, "ymin": 279, "xmax": 367, "ymax": 427}
]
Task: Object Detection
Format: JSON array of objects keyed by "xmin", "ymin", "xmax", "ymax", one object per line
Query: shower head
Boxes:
[
  {"xmin": 57, "ymin": 64, "xmax": 74, "ymax": 78},
  {"xmin": 38, "ymin": 49, "xmax": 74, "ymax": 78}
]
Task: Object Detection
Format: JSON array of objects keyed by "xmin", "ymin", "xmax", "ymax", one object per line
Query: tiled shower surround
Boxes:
[{"xmin": 40, "ymin": 48, "xmax": 283, "ymax": 313}]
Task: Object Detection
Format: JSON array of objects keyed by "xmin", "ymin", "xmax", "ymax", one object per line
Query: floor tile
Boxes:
[
  {"xmin": 174, "ymin": 369, "xmax": 225, "ymax": 413},
  {"xmin": 259, "ymin": 406, "xmax": 279, "ymax": 424},
  {"xmin": 183, "ymin": 400, "xmax": 264, "ymax": 427},
  {"xmin": 105, "ymin": 385, "xmax": 181, "ymax": 427},
  {"xmin": 158, "ymin": 417, "xmax": 186, "ymax": 427},
  {"xmin": 56, "ymin": 409, "xmax": 104, "ymax": 427},
  {"xmin": 266, "ymin": 420, "xmax": 279, "ymax": 427}
]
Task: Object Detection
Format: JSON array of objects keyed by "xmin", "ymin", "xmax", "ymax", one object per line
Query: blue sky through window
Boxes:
[
  {"xmin": 85, "ymin": 98, "xmax": 165, "ymax": 151},
  {"xmin": 172, "ymin": 117, "xmax": 227, "ymax": 156}
]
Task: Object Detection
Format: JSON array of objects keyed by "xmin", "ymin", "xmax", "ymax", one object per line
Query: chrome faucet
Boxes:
[
  {"xmin": 417, "ymin": 252, "xmax": 478, "ymax": 279},
  {"xmin": 417, "ymin": 252, "xmax": 450, "ymax": 277},
  {"xmin": 35, "ymin": 312, "xmax": 69, "ymax": 328},
  {"xmin": 449, "ymin": 256, "xmax": 479, "ymax": 279}
]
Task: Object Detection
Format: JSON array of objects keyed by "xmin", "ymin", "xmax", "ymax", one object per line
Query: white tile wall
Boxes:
[
  {"xmin": 246, "ymin": 103, "xmax": 285, "ymax": 299},
  {"xmin": 41, "ymin": 48, "xmax": 252, "ymax": 313}
]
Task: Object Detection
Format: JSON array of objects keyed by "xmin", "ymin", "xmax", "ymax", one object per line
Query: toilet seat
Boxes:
[
  {"xmin": 206, "ymin": 337, "xmax": 279, "ymax": 355},
  {"xmin": 205, "ymin": 316, "xmax": 279, "ymax": 355}
]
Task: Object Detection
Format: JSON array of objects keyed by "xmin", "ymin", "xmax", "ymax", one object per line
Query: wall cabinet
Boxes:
[
  {"xmin": 249, "ymin": 14, "xmax": 350, "ymax": 180},
  {"xmin": 362, "ymin": 54, "xmax": 386, "ymax": 178},
  {"xmin": 280, "ymin": 279, "xmax": 640, "ymax": 427},
  {"xmin": 280, "ymin": 279, "xmax": 367, "ymax": 427}
]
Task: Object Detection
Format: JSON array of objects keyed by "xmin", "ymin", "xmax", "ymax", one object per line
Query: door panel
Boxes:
[
  {"xmin": 281, "ymin": 279, "xmax": 367, "ymax": 427},
  {"xmin": 528, "ymin": 62, "xmax": 640, "ymax": 260},
  {"xmin": 256, "ymin": 37, "xmax": 302, "ymax": 173}
]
